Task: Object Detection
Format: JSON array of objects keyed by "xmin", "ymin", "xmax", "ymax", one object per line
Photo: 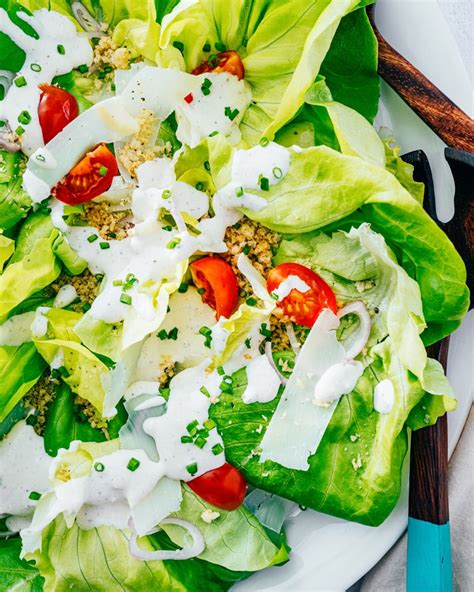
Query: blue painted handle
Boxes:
[{"xmin": 407, "ymin": 517, "xmax": 453, "ymax": 592}]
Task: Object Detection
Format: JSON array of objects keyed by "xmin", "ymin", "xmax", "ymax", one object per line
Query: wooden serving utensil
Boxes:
[{"xmin": 366, "ymin": 5, "xmax": 474, "ymax": 592}]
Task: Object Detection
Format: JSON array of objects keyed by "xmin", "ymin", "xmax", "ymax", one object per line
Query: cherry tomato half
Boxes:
[
  {"xmin": 38, "ymin": 84, "xmax": 79, "ymax": 144},
  {"xmin": 188, "ymin": 463, "xmax": 247, "ymax": 510},
  {"xmin": 267, "ymin": 262, "xmax": 337, "ymax": 328},
  {"xmin": 53, "ymin": 144, "xmax": 118, "ymax": 205},
  {"xmin": 190, "ymin": 257, "xmax": 239, "ymax": 320},
  {"xmin": 192, "ymin": 50, "xmax": 245, "ymax": 80}
]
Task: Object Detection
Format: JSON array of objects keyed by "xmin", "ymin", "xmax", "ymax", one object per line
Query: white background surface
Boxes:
[{"xmin": 236, "ymin": 1, "xmax": 473, "ymax": 590}]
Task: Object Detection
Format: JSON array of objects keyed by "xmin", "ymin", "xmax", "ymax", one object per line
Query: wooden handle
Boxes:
[
  {"xmin": 367, "ymin": 6, "xmax": 474, "ymax": 153},
  {"xmin": 409, "ymin": 338, "xmax": 450, "ymax": 524}
]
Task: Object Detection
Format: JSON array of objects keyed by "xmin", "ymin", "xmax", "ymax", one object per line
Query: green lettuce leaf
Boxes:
[
  {"xmin": 242, "ymin": 146, "xmax": 469, "ymax": 341},
  {"xmin": 159, "ymin": 0, "xmax": 363, "ymax": 143},
  {"xmin": 34, "ymin": 308, "xmax": 110, "ymax": 415},
  {"xmin": 163, "ymin": 486, "xmax": 287, "ymax": 572},
  {"xmin": 0, "ymin": 538, "xmax": 44, "ymax": 591},
  {"xmin": 0, "ymin": 174, "xmax": 32, "ymax": 233},
  {"xmin": 0, "ymin": 342, "xmax": 46, "ymax": 422},
  {"xmin": 381, "ymin": 130, "xmax": 425, "ymax": 203},
  {"xmin": 26, "ymin": 515, "xmax": 265, "ymax": 591},
  {"xmin": 0, "ymin": 234, "xmax": 14, "ymax": 269},
  {"xmin": 112, "ymin": 0, "xmax": 161, "ymax": 61},
  {"xmin": 210, "ymin": 343, "xmax": 455, "ymax": 527}
]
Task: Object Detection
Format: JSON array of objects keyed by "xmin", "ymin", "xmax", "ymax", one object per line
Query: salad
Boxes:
[{"xmin": 0, "ymin": 1, "xmax": 469, "ymax": 590}]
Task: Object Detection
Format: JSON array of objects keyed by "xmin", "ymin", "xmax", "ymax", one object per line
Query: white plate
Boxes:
[{"xmin": 236, "ymin": 1, "xmax": 473, "ymax": 590}]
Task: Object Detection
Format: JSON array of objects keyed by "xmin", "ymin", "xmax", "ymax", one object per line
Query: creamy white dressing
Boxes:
[
  {"xmin": 0, "ymin": 8, "xmax": 93, "ymax": 155},
  {"xmin": 0, "ymin": 421, "xmax": 51, "ymax": 516},
  {"xmin": 374, "ymin": 379, "xmax": 395, "ymax": 414},
  {"xmin": 143, "ymin": 363, "xmax": 225, "ymax": 481},
  {"xmin": 30, "ymin": 306, "xmax": 50, "ymax": 338},
  {"xmin": 125, "ymin": 381, "xmax": 162, "ymax": 400},
  {"xmin": 53, "ymin": 284, "xmax": 77, "ymax": 308},
  {"xmin": 313, "ymin": 360, "xmax": 364, "ymax": 406},
  {"xmin": 175, "ymin": 73, "xmax": 251, "ymax": 148},
  {"xmin": 0, "ymin": 311, "xmax": 35, "ymax": 346},
  {"xmin": 272, "ymin": 275, "xmax": 310, "ymax": 302},
  {"xmin": 231, "ymin": 142, "xmax": 291, "ymax": 191},
  {"xmin": 242, "ymin": 355, "xmax": 281, "ymax": 404}
]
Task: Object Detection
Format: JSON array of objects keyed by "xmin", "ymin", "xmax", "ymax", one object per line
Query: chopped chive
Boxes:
[
  {"xmin": 215, "ymin": 41, "xmax": 226, "ymax": 52},
  {"xmin": 242, "ymin": 245, "xmax": 251, "ymax": 255},
  {"xmin": 259, "ymin": 323, "xmax": 272, "ymax": 338},
  {"xmin": 99, "ymin": 165, "xmax": 108, "ymax": 177},
  {"xmin": 272, "ymin": 166, "xmax": 283, "ymax": 179},
  {"xmin": 203, "ymin": 419, "xmax": 216, "ymax": 431},
  {"xmin": 259, "ymin": 136, "xmax": 269, "ymax": 147},
  {"xmin": 186, "ymin": 462, "xmax": 198, "ymax": 475},
  {"xmin": 82, "ymin": 302, "xmax": 91, "ymax": 312},
  {"xmin": 200, "ymin": 385, "xmax": 211, "ymax": 398},
  {"xmin": 35, "ymin": 154, "xmax": 46, "ymax": 162},
  {"xmin": 209, "ymin": 130, "xmax": 219, "ymax": 137},
  {"xmin": 195, "ymin": 181, "xmax": 204, "ymax": 191},
  {"xmin": 166, "ymin": 238, "xmax": 181, "ymax": 249},
  {"xmin": 99, "ymin": 241, "xmax": 110, "ymax": 249},
  {"xmin": 224, "ymin": 106, "xmax": 239, "ymax": 121},
  {"xmin": 178, "ymin": 282, "xmax": 189, "ymax": 293},
  {"xmin": 78, "ymin": 64, "xmax": 89, "ymax": 73},
  {"xmin": 29, "ymin": 491, "xmax": 41, "ymax": 501},
  {"xmin": 245, "ymin": 337, "xmax": 251, "ymax": 349},
  {"xmin": 94, "ymin": 462, "xmax": 105, "ymax": 472},
  {"xmin": 112, "ymin": 279, "xmax": 123, "ymax": 286},
  {"xmin": 259, "ymin": 176, "xmax": 270, "ymax": 191},
  {"xmin": 204, "ymin": 161, "xmax": 210, "ymax": 171},
  {"xmin": 57, "ymin": 44, "xmax": 66, "ymax": 55},
  {"xmin": 202, "ymin": 42, "xmax": 211, "ymax": 52},
  {"xmin": 162, "ymin": 225, "xmax": 173, "ymax": 232},
  {"xmin": 194, "ymin": 436, "xmax": 207, "ymax": 449},
  {"xmin": 168, "ymin": 327, "xmax": 179, "ymax": 340},
  {"xmin": 173, "ymin": 40, "xmax": 185, "ymax": 53},
  {"xmin": 162, "ymin": 189, "xmax": 172, "ymax": 199},
  {"xmin": 181, "ymin": 435, "xmax": 193, "ymax": 444},
  {"xmin": 95, "ymin": 273, "xmax": 104, "ymax": 281},
  {"xmin": 157, "ymin": 329, "xmax": 168, "ymax": 340},
  {"xmin": 197, "ymin": 287, "xmax": 205, "ymax": 295},
  {"xmin": 199, "ymin": 326, "xmax": 212, "ymax": 348},
  {"xmin": 30, "ymin": 63, "xmax": 41, "ymax": 72},
  {"xmin": 186, "ymin": 420, "xmax": 199, "ymax": 434},
  {"xmin": 211, "ymin": 443, "xmax": 224, "ymax": 455},
  {"xmin": 270, "ymin": 292, "xmax": 279, "ymax": 300},
  {"xmin": 216, "ymin": 366, "xmax": 225, "ymax": 376},
  {"xmin": 111, "ymin": 83, "xmax": 116, "ymax": 92},
  {"xmin": 120, "ymin": 293, "xmax": 132, "ymax": 305},
  {"xmin": 201, "ymin": 77, "xmax": 212, "ymax": 95},
  {"xmin": 87, "ymin": 234, "xmax": 98, "ymax": 243},
  {"xmin": 233, "ymin": 222, "xmax": 241, "ymax": 230},
  {"xmin": 14, "ymin": 76, "xmax": 27, "ymax": 87},
  {"xmin": 15, "ymin": 125, "xmax": 25, "ymax": 136},
  {"xmin": 235, "ymin": 186, "xmax": 244, "ymax": 197},
  {"xmin": 98, "ymin": 71, "xmax": 107, "ymax": 80},
  {"xmin": 127, "ymin": 457, "xmax": 140, "ymax": 472},
  {"xmin": 209, "ymin": 54, "xmax": 219, "ymax": 67},
  {"xmin": 246, "ymin": 297, "xmax": 257, "ymax": 306}
]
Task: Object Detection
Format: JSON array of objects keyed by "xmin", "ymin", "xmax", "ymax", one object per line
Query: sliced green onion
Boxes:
[
  {"xmin": 259, "ymin": 176, "xmax": 269, "ymax": 191},
  {"xmin": 186, "ymin": 420, "xmax": 199, "ymax": 434},
  {"xmin": 157, "ymin": 329, "xmax": 168, "ymax": 340},
  {"xmin": 186, "ymin": 462, "xmax": 198, "ymax": 475},
  {"xmin": 197, "ymin": 287, "xmax": 206, "ymax": 295},
  {"xmin": 194, "ymin": 436, "xmax": 207, "ymax": 449},
  {"xmin": 181, "ymin": 435, "xmax": 193, "ymax": 444},
  {"xmin": 178, "ymin": 282, "xmax": 188, "ymax": 293},
  {"xmin": 57, "ymin": 44, "xmax": 66, "ymax": 55},
  {"xmin": 209, "ymin": 54, "xmax": 219, "ymax": 67},
  {"xmin": 95, "ymin": 273, "xmax": 104, "ymax": 281},
  {"xmin": 166, "ymin": 238, "xmax": 181, "ymax": 249},
  {"xmin": 242, "ymin": 245, "xmax": 251, "ymax": 255},
  {"xmin": 15, "ymin": 126, "xmax": 25, "ymax": 136},
  {"xmin": 203, "ymin": 419, "xmax": 216, "ymax": 431},
  {"xmin": 29, "ymin": 491, "xmax": 41, "ymax": 500},
  {"xmin": 211, "ymin": 443, "xmax": 223, "ymax": 455},
  {"xmin": 216, "ymin": 366, "xmax": 225, "ymax": 376},
  {"xmin": 244, "ymin": 337, "xmax": 251, "ymax": 349},
  {"xmin": 94, "ymin": 462, "xmax": 105, "ymax": 472},
  {"xmin": 14, "ymin": 76, "xmax": 27, "ymax": 87},
  {"xmin": 202, "ymin": 42, "xmax": 211, "ymax": 52},
  {"xmin": 168, "ymin": 327, "xmax": 179, "ymax": 340},
  {"xmin": 224, "ymin": 106, "xmax": 239, "ymax": 121},
  {"xmin": 272, "ymin": 166, "xmax": 283, "ymax": 179},
  {"xmin": 87, "ymin": 234, "xmax": 98, "ymax": 243},
  {"xmin": 30, "ymin": 63, "xmax": 41, "ymax": 72},
  {"xmin": 246, "ymin": 297, "xmax": 257, "ymax": 306},
  {"xmin": 82, "ymin": 302, "xmax": 91, "ymax": 313},
  {"xmin": 195, "ymin": 181, "xmax": 204, "ymax": 191},
  {"xmin": 120, "ymin": 293, "xmax": 132, "ymax": 305},
  {"xmin": 162, "ymin": 225, "xmax": 173, "ymax": 232},
  {"xmin": 200, "ymin": 385, "xmax": 211, "ymax": 398},
  {"xmin": 204, "ymin": 161, "xmax": 210, "ymax": 171},
  {"xmin": 209, "ymin": 130, "xmax": 219, "ymax": 137},
  {"xmin": 215, "ymin": 41, "xmax": 226, "ymax": 52},
  {"xmin": 259, "ymin": 136, "xmax": 269, "ymax": 147},
  {"xmin": 99, "ymin": 165, "xmax": 108, "ymax": 177},
  {"xmin": 99, "ymin": 242, "xmax": 110, "ymax": 249},
  {"xmin": 235, "ymin": 186, "xmax": 244, "ymax": 197},
  {"xmin": 162, "ymin": 189, "xmax": 172, "ymax": 199},
  {"xmin": 259, "ymin": 323, "xmax": 272, "ymax": 338},
  {"xmin": 127, "ymin": 457, "xmax": 140, "ymax": 472},
  {"xmin": 78, "ymin": 64, "xmax": 89, "ymax": 73}
]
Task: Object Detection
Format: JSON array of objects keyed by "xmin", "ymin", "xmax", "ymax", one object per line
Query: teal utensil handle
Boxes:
[{"xmin": 407, "ymin": 518, "xmax": 453, "ymax": 592}]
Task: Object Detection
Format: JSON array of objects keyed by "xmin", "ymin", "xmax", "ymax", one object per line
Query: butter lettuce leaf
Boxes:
[
  {"xmin": 0, "ymin": 538, "xmax": 44, "ymax": 592},
  {"xmin": 112, "ymin": 0, "xmax": 161, "ymax": 61},
  {"xmin": 159, "ymin": 0, "xmax": 363, "ymax": 143},
  {"xmin": 243, "ymin": 146, "xmax": 469, "ymax": 342},
  {"xmin": 0, "ymin": 342, "xmax": 46, "ymax": 422}
]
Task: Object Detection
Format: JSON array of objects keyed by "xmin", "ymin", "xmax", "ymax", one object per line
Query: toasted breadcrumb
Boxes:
[
  {"xmin": 91, "ymin": 36, "xmax": 131, "ymax": 74},
  {"xmin": 52, "ymin": 270, "xmax": 99, "ymax": 311},
  {"xmin": 74, "ymin": 395, "xmax": 108, "ymax": 431},
  {"xmin": 23, "ymin": 375, "xmax": 56, "ymax": 435},
  {"xmin": 159, "ymin": 358, "xmax": 177, "ymax": 387},
  {"xmin": 118, "ymin": 110, "xmax": 167, "ymax": 178},
  {"xmin": 84, "ymin": 201, "xmax": 131, "ymax": 240}
]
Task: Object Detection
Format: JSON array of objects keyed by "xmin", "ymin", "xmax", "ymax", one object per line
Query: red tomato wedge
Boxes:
[
  {"xmin": 192, "ymin": 50, "xmax": 245, "ymax": 80},
  {"xmin": 267, "ymin": 262, "xmax": 337, "ymax": 328},
  {"xmin": 53, "ymin": 144, "xmax": 118, "ymax": 205},
  {"xmin": 190, "ymin": 257, "xmax": 239, "ymax": 319},
  {"xmin": 188, "ymin": 463, "xmax": 247, "ymax": 511},
  {"xmin": 38, "ymin": 84, "xmax": 79, "ymax": 144}
]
